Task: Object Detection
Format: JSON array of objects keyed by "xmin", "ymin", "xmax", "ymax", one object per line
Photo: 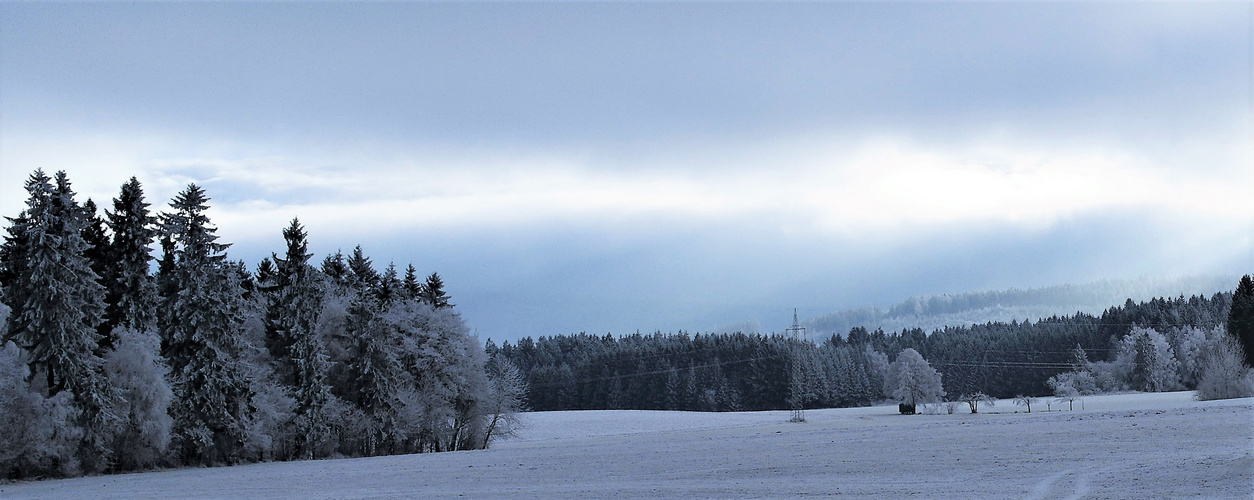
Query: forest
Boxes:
[
  {"xmin": 496, "ymin": 286, "xmax": 1254, "ymax": 413},
  {"xmin": 0, "ymin": 170, "xmax": 525, "ymax": 480}
]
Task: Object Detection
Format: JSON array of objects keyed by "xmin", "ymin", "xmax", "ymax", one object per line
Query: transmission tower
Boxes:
[
  {"xmin": 785, "ymin": 308, "xmax": 808, "ymax": 422},
  {"xmin": 785, "ymin": 308, "xmax": 807, "ymax": 342}
]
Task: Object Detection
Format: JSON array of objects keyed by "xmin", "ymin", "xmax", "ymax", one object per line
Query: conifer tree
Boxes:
[
  {"xmin": 159, "ymin": 184, "xmax": 254, "ymax": 465},
  {"xmin": 321, "ymin": 250, "xmax": 349, "ymax": 288},
  {"xmin": 1228, "ymin": 275, "xmax": 1254, "ymax": 367},
  {"xmin": 102, "ymin": 177, "xmax": 157, "ymax": 338},
  {"xmin": 344, "ymin": 297, "xmax": 402, "ymax": 455},
  {"xmin": 4, "ymin": 171, "xmax": 119, "ymax": 472},
  {"xmin": 402, "ymin": 264, "xmax": 421, "ymax": 301},
  {"xmin": 255, "ymin": 258, "xmax": 277, "ymax": 291},
  {"xmin": 265, "ymin": 218, "xmax": 331, "ymax": 459},
  {"xmin": 0, "ymin": 208, "xmax": 33, "ymax": 333},
  {"xmin": 79, "ymin": 199, "xmax": 111, "ymax": 299},
  {"xmin": 347, "ymin": 245, "xmax": 378, "ymax": 290},
  {"xmin": 419, "ymin": 272, "xmax": 452, "ymax": 309},
  {"xmin": 375, "ymin": 263, "xmax": 402, "ymax": 305}
]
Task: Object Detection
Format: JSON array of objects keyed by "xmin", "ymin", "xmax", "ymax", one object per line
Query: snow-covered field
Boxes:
[{"xmin": 3, "ymin": 391, "xmax": 1251, "ymax": 499}]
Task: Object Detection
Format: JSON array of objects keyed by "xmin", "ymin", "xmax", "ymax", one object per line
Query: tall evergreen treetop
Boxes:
[
  {"xmin": 272, "ymin": 218, "xmax": 313, "ymax": 287},
  {"xmin": 255, "ymin": 257, "xmax": 277, "ymax": 290},
  {"xmin": 420, "ymin": 272, "xmax": 452, "ymax": 309},
  {"xmin": 0, "ymin": 171, "xmax": 48, "ymax": 331},
  {"xmin": 80, "ymin": 199, "xmax": 111, "ymax": 289},
  {"xmin": 402, "ymin": 264, "xmax": 421, "ymax": 301},
  {"xmin": 347, "ymin": 245, "xmax": 377, "ymax": 289},
  {"xmin": 1228, "ymin": 275, "xmax": 1254, "ymax": 367},
  {"xmin": 162, "ymin": 184, "xmax": 229, "ymax": 266},
  {"xmin": 321, "ymin": 250, "xmax": 349, "ymax": 288},
  {"xmin": 376, "ymin": 263, "xmax": 401, "ymax": 305}
]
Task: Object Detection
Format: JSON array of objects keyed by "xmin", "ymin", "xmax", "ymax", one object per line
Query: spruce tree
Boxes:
[
  {"xmin": 375, "ymin": 262, "xmax": 401, "ymax": 305},
  {"xmin": 419, "ymin": 272, "xmax": 452, "ymax": 309},
  {"xmin": 321, "ymin": 250, "xmax": 349, "ymax": 288},
  {"xmin": 159, "ymin": 184, "xmax": 254, "ymax": 465},
  {"xmin": 347, "ymin": 245, "xmax": 378, "ymax": 290},
  {"xmin": 102, "ymin": 177, "xmax": 157, "ymax": 338},
  {"xmin": 0, "ymin": 209, "xmax": 33, "ymax": 333},
  {"xmin": 344, "ymin": 296, "xmax": 401, "ymax": 456},
  {"xmin": 4, "ymin": 170, "xmax": 118, "ymax": 472},
  {"xmin": 79, "ymin": 199, "xmax": 111, "ymax": 297},
  {"xmin": 255, "ymin": 258, "xmax": 277, "ymax": 291},
  {"xmin": 402, "ymin": 264, "xmax": 421, "ymax": 301},
  {"xmin": 1228, "ymin": 275, "xmax": 1254, "ymax": 367},
  {"xmin": 265, "ymin": 218, "xmax": 331, "ymax": 459}
]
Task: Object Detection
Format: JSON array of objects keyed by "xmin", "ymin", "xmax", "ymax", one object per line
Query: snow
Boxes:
[{"xmin": 2, "ymin": 391, "xmax": 1250, "ymax": 499}]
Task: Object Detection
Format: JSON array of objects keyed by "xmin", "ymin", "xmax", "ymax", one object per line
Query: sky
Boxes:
[{"xmin": 1, "ymin": 2, "xmax": 1251, "ymax": 342}]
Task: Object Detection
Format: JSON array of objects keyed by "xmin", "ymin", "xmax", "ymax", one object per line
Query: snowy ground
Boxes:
[{"xmin": 3, "ymin": 391, "xmax": 1251, "ymax": 499}]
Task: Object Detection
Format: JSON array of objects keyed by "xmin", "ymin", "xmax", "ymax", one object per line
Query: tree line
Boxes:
[
  {"xmin": 498, "ymin": 284, "xmax": 1254, "ymax": 412},
  {"xmin": 0, "ymin": 170, "xmax": 525, "ymax": 479}
]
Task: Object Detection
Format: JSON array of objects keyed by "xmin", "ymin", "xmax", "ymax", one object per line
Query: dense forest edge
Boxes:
[
  {"xmin": 497, "ymin": 287, "xmax": 1254, "ymax": 415},
  {"xmin": 0, "ymin": 170, "xmax": 526, "ymax": 480}
]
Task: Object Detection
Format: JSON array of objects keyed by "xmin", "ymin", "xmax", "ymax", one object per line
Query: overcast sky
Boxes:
[{"xmin": 1, "ymin": 2, "xmax": 1250, "ymax": 341}]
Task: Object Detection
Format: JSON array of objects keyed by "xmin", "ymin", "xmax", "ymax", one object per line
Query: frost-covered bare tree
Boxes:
[
  {"xmin": 0, "ymin": 341, "xmax": 83, "ymax": 477},
  {"xmin": 958, "ymin": 392, "xmax": 995, "ymax": 414},
  {"xmin": 1012, "ymin": 394, "xmax": 1038, "ymax": 413},
  {"xmin": 1047, "ymin": 371, "xmax": 1095, "ymax": 411},
  {"xmin": 481, "ymin": 351, "xmax": 527, "ymax": 448},
  {"xmin": 104, "ymin": 327, "xmax": 172, "ymax": 470},
  {"xmin": 884, "ymin": 348, "xmax": 945, "ymax": 410},
  {"xmin": 1195, "ymin": 334, "xmax": 1254, "ymax": 400}
]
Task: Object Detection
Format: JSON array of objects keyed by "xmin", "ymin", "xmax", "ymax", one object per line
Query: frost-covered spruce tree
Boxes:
[
  {"xmin": 79, "ymin": 199, "xmax": 112, "ymax": 342},
  {"xmin": 321, "ymin": 250, "xmax": 350, "ymax": 289},
  {"xmin": 1119, "ymin": 327, "xmax": 1182, "ymax": 392},
  {"xmin": 481, "ymin": 351, "xmax": 526, "ymax": 448},
  {"xmin": 266, "ymin": 218, "xmax": 332, "ymax": 459},
  {"xmin": 159, "ymin": 184, "xmax": 254, "ymax": 465},
  {"xmin": 4, "ymin": 171, "xmax": 120, "ymax": 473},
  {"xmin": 103, "ymin": 177, "xmax": 158, "ymax": 337},
  {"xmin": 884, "ymin": 348, "xmax": 944, "ymax": 410},
  {"xmin": 344, "ymin": 294, "xmax": 404, "ymax": 456}
]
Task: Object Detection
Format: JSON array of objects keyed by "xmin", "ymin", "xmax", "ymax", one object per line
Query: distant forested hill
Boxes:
[
  {"xmin": 499, "ymin": 289, "xmax": 1239, "ymax": 412},
  {"xmin": 803, "ymin": 275, "xmax": 1238, "ymax": 338}
]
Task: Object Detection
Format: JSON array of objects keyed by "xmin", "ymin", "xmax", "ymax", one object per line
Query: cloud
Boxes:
[{"xmin": 3, "ymin": 127, "xmax": 1249, "ymax": 247}]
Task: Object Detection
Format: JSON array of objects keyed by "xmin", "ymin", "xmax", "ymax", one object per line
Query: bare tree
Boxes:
[
  {"xmin": 481, "ymin": 356, "xmax": 527, "ymax": 448},
  {"xmin": 1012, "ymin": 394, "xmax": 1038, "ymax": 413},
  {"xmin": 959, "ymin": 392, "xmax": 996, "ymax": 414}
]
